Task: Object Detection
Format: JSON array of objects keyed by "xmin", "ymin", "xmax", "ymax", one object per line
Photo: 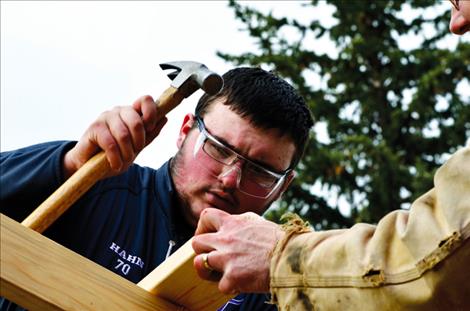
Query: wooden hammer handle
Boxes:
[{"xmin": 22, "ymin": 86, "xmax": 185, "ymax": 233}]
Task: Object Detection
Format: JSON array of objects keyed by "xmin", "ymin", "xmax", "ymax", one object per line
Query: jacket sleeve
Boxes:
[
  {"xmin": 0, "ymin": 141, "xmax": 76, "ymax": 222},
  {"xmin": 270, "ymin": 146, "xmax": 470, "ymax": 311}
]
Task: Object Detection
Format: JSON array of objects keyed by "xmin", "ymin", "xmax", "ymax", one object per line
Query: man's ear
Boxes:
[{"xmin": 176, "ymin": 113, "xmax": 196, "ymax": 149}]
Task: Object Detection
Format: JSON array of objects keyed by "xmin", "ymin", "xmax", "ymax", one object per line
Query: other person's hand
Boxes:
[{"xmin": 192, "ymin": 208, "xmax": 285, "ymax": 294}]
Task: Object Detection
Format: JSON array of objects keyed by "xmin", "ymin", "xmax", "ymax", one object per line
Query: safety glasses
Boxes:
[{"xmin": 193, "ymin": 115, "xmax": 290, "ymax": 198}]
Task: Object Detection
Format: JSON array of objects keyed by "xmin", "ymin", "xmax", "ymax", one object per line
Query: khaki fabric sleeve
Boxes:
[{"xmin": 270, "ymin": 146, "xmax": 470, "ymax": 311}]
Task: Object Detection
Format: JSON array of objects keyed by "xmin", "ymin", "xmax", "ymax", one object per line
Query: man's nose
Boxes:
[
  {"xmin": 449, "ymin": 8, "xmax": 470, "ymax": 35},
  {"xmin": 218, "ymin": 163, "xmax": 242, "ymax": 189}
]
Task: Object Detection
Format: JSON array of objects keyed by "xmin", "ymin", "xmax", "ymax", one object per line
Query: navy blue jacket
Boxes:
[{"xmin": 0, "ymin": 141, "xmax": 275, "ymax": 310}]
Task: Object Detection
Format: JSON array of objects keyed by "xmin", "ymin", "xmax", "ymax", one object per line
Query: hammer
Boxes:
[{"xmin": 22, "ymin": 61, "xmax": 223, "ymax": 233}]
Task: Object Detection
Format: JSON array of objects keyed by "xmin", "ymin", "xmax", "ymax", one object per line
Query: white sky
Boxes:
[
  {"xmin": 2, "ymin": 1, "xmax": 468, "ymax": 218},
  {"xmin": 1, "ymin": 0, "xmax": 312, "ymax": 168}
]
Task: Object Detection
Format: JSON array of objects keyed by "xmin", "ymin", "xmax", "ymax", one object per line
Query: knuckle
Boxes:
[
  {"xmin": 88, "ymin": 122, "xmax": 101, "ymax": 134},
  {"xmin": 115, "ymin": 128, "xmax": 131, "ymax": 142},
  {"xmin": 90, "ymin": 116, "xmax": 108, "ymax": 131},
  {"xmin": 111, "ymin": 106, "xmax": 123, "ymax": 113},
  {"xmin": 246, "ymin": 212, "xmax": 258, "ymax": 218},
  {"xmin": 191, "ymin": 237, "xmax": 200, "ymax": 249},
  {"xmin": 226, "ymin": 271, "xmax": 238, "ymax": 285},
  {"xmin": 99, "ymin": 109, "xmax": 112, "ymax": 118},
  {"xmin": 223, "ymin": 269, "xmax": 238, "ymax": 291},
  {"xmin": 201, "ymin": 208, "xmax": 210, "ymax": 217},
  {"xmin": 141, "ymin": 95, "xmax": 154, "ymax": 102},
  {"xmin": 104, "ymin": 142, "xmax": 119, "ymax": 155},
  {"xmin": 219, "ymin": 234, "xmax": 236, "ymax": 246},
  {"xmin": 130, "ymin": 119, "xmax": 145, "ymax": 133}
]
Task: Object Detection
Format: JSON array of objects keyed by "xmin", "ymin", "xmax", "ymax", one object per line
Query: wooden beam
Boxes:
[
  {"xmin": 138, "ymin": 237, "xmax": 234, "ymax": 310},
  {"xmin": 0, "ymin": 214, "xmax": 184, "ymax": 310}
]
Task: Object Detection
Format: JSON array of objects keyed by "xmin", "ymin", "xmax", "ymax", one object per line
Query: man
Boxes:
[
  {"xmin": 0, "ymin": 67, "xmax": 314, "ymax": 310},
  {"xmin": 192, "ymin": 2, "xmax": 470, "ymax": 310}
]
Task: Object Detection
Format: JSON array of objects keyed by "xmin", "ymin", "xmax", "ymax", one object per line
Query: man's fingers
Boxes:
[
  {"xmin": 194, "ymin": 253, "xmax": 222, "ymax": 282},
  {"xmin": 66, "ymin": 96, "xmax": 164, "ymax": 177},
  {"xmin": 192, "ymin": 231, "xmax": 219, "ymax": 254},
  {"xmin": 132, "ymin": 96, "xmax": 167, "ymax": 147},
  {"xmin": 218, "ymin": 272, "xmax": 239, "ymax": 295},
  {"xmin": 90, "ymin": 120, "xmax": 122, "ymax": 171},
  {"xmin": 195, "ymin": 208, "xmax": 230, "ymax": 235},
  {"xmin": 105, "ymin": 115, "xmax": 133, "ymax": 165},
  {"xmin": 119, "ymin": 106, "xmax": 146, "ymax": 152},
  {"xmin": 133, "ymin": 95, "xmax": 159, "ymax": 132}
]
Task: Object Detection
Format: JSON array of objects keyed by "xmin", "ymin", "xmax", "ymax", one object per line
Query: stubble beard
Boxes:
[
  {"xmin": 170, "ymin": 143, "xmax": 211, "ymax": 228},
  {"xmin": 170, "ymin": 139, "xmax": 276, "ymax": 223}
]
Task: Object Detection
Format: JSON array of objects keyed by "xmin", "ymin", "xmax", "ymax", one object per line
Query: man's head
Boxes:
[
  {"xmin": 195, "ymin": 67, "xmax": 313, "ymax": 167},
  {"xmin": 449, "ymin": 0, "xmax": 470, "ymax": 35},
  {"xmin": 171, "ymin": 67, "xmax": 313, "ymax": 227}
]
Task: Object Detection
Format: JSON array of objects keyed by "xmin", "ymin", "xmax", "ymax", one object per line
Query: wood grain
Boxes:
[
  {"xmin": 138, "ymin": 237, "xmax": 235, "ymax": 310},
  {"xmin": 1, "ymin": 214, "xmax": 185, "ymax": 310}
]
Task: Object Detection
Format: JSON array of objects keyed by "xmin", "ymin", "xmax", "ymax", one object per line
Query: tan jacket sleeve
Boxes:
[{"xmin": 270, "ymin": 146, "xmax": 470, "ymax": 311}]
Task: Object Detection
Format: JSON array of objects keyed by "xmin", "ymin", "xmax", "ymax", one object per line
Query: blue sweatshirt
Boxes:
[{"xmin": 0, "ymin": 141, "xmax": 276, "ymax": 310}]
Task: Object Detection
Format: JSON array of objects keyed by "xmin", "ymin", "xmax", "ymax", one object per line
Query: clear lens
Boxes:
[
  {"xmin": 194, "ymin": 116, "xmax": 288, "ymax": 198},
  {"xmin": 243, "ymin": 162, "xmax": 278, "ymax": 188},
  {"xmin": 203, "ymin": 138, "xmax": 236, "ymax": 165},
  {"xmin": 450, "ymin": 0, "xmax": 459, "ymax": 10}
]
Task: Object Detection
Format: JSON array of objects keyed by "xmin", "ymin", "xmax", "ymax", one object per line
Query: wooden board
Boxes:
[
  {"xmin": 0, "ymin": 214, "xmax": 184, "ymax": 310},
  {"xmin": 138, "ymin": 237, "xmax": 234, "ymax": 310}
]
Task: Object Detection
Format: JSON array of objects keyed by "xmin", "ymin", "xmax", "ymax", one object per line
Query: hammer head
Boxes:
[{"xmin": 160, "ymin": 61, "xmax": 223, "ymax": 97}]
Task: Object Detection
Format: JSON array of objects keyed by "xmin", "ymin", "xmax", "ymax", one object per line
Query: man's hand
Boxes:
[
  {"xmin": 192, "ymin": 208, "xmax": 285, "ymax": 294},
  {"xmin": 63, "ymin": 95, "xmax": 167, "ymax": 178}
]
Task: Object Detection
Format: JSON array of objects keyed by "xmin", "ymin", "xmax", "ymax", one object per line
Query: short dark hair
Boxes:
[{"xmin": 195, "ymin": 67, "xmax": 313, "ymax": 168}]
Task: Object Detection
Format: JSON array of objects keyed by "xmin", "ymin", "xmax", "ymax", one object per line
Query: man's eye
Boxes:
[
  {"xmin": 214, "ymin": 144, "xmax": 231, "ymax": 158},
  {"xmin": 206, "ymin": 141, "xmax": 232, "ymax": 159},
  {"xmin": 246, "ymin": 165, "xmax": 277, "ymax": 187},
  {"xmin": 249, "ymin": 164, "xmax": 268, "ymax": 175}
]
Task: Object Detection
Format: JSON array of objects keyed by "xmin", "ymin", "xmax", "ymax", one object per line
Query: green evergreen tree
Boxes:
[{"xmin": 220, "ymin": 0, "xmax": 470, "ymax": 229}]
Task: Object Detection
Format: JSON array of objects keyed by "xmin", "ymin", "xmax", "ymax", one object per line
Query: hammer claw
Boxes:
[
  {"xmin": 167, "ymin": 70, "xmax": 179, "ymax": 81},
  {"xmin": 22, "ymin": 60, "xmax": 222, "ymax": 234},
  {"xmin": 159, "ymin": 62, "xmax": 181, "ymax": 71},
  {"xmin": 159, "ymin": 61, "xmax": 223, "ymax": 96}
]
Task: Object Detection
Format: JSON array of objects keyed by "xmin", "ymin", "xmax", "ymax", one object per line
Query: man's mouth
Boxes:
[{"xmin": 205, "ymin": 189, "xmax": 236, "ymax": 211}]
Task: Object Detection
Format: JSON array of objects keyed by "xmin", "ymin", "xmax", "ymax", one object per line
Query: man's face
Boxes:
[
  {"xmin": 171, "ymin": 100, "xmax": 296, "ymax": 228},
  {"xmin": 450, "ymin": 0, "xmax": 470, "ymax": 35}
]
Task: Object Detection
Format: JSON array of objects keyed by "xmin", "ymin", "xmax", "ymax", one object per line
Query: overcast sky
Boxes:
[
  {"xmin": 3, "ymin": 1, "xmax": 468, "ymax": 217},
  {"xmin": 1, "ymin": 1, "xmax": 467, "ymax": 172},
  {"xmin": 1, "ymin": 1, "xmax": 314, "ymax": 168}
]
